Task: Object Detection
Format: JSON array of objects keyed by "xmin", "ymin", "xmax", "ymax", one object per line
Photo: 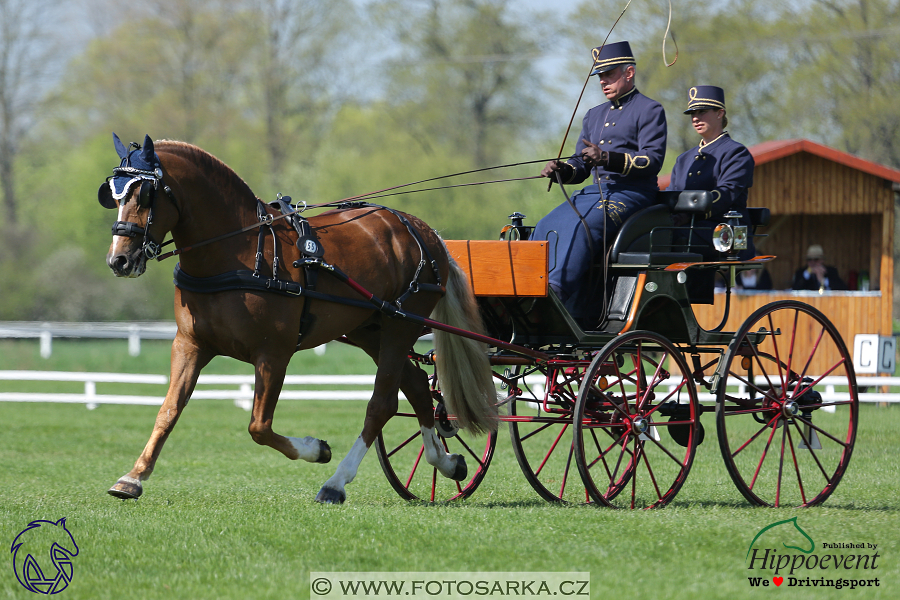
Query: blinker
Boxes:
[
  {"xmin": 98, "ymin": 181, "xmax": 116, "ymax": 209},
  {"xmin": 138, "ymin": 180, "xmax": 156, "ymax": 208}
]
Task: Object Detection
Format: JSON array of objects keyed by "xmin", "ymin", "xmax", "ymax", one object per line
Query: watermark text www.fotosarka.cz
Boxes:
[{"xmin": 310, "ymin": 572, "xmax": 590, "ymax": 599}]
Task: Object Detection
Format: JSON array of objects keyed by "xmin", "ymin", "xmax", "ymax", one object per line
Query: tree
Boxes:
[
  {"xmin": 368, "ymin": 0, "xmax": 556, "ymax": 167},
  {"xmin": 248, "ymin": 0, "xmax": 354, "ymax": 193},
  {"xmin": 0, "ymin": 0, "xmax": 62, "ymax": 226},
  {"xmin": 787, "ymin": 0, "xmax": 900, "ymax": 167}
]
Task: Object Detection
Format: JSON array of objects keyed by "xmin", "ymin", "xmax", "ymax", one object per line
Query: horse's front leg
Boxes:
[
  {"xmin": 108, "ymin": 335, "xmax": 211, "ymax": 499},
  {"xmin": 246, "ymin": 358, "xmax": 332, "ymax": 463}
]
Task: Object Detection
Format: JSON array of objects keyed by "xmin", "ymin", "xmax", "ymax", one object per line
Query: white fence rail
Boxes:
[
  {"xmin": 0, "ymin": 322, "xmax": 177, "ymax": 357},
  {"xmin": 1, "ymin": 371, "xmax": 898, "ymax": 410}
]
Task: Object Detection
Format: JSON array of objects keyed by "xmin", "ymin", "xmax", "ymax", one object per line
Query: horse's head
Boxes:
[{"xmin": 99, "ymin": 133, "xmax": 180, "ymax": 277}]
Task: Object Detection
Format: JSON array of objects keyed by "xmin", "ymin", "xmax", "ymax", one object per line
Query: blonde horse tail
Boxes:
[{"xmin": 431, "ymin": 257, "xmax": 498, "ymax": 435}]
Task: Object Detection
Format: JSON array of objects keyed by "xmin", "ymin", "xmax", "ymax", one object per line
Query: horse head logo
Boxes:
[
  {"xmin": 10, "ymin": 518, "xmax": 79, "ymax": 594},
  {"xmin": 746, "ymin": 516, "xmax": 815, "ymax": 561}
]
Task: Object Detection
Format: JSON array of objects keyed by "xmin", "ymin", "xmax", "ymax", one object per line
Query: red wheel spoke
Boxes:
[
  {"xmin": 790, "ymin": 418, "xmax": 837, "ymax": 484},
  {"xmin": 535, "ymin": 423, "xmax": 569, "ymax": 477},
  {"xmin": 453, "ymin": 433, "xmax": 486, "ymax": 468},
  {"xmin": 793, "ymin": 414, "xmax": 850, "ymax": 448},
  {"xmin": 784, "ymin": 422, "xmax": 807, "ymax": 505},
  {"xmin": 388, "ymin": 430, "xmax": 422, "ymax": 459},
  {"xmin": 732, "ymin": 412, "xmax": 781, "ymax": 458},
  {"xmin": 518, "ymin": 420, "xmax": 557, "ymax": 443},
  {"xmin": 406, "ymin": 444, "xmax": 425, "ymax": 489},
  {"xmin": 639, "ymin": 441, "xmax": 664, "ymax": 501},
  {"xmin": 749, "ymin": 417, "xmax": 781, "ymax": 491},
  {"xmin": 647, "ymin": 431, "xmax": 689, "ymax": 467},
  {"xmin": 558, "ymin": 442, "xmax": 575, "ymax": 499},
  {"xmin": 774, "ymin": 420, "xmax": 788, "ymax": 506},
  {"xmin": 630, "ymin": 439, "xmax": 641, "ymax": 509}
]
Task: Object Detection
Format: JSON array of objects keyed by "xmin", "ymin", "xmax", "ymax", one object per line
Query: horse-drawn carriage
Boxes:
[
  {"xmin": 375, "ymin": 191, "xmax": 858, "ymax": 509},
  {"xmin": 100, "ymin": 136, "xmax": 858, "ymax": 509}
]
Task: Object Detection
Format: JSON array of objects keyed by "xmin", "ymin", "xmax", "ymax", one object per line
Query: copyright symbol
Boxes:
[{"xmin": 312, "ymin": 577, "xmax": 332, "ymax": 595}]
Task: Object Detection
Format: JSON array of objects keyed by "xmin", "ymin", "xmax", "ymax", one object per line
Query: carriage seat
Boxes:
[{"xmin": 609, "ymin": 191, "xmax": 714, "ymax": 266}]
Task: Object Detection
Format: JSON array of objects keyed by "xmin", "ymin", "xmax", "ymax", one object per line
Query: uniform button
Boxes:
[
  {"xmin": 605, "ymin": 122, "xmax": 610, "ymax": 126},
  {"xmin": 688, "ymin": 172, "xmax": 693, "ymax": 176},
  {"xmin": 612, "ymin": 122, "xmax": 616, "ymax": 126},
  {"xmin": 694, "ymin": 155, "xmax": 699, "ymax": 160},
  {"xmin": 599, "ymin": 140, "xmax": 605, "ymax": 144},
  {"xmin": 605, "ymin": 176, "xmax": 610, "ymax": 179}
]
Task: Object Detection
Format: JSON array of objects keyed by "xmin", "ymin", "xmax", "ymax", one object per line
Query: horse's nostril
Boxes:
[{"xmin": 111, "ymin": 255, "xmax": 129, "ymax": 271}]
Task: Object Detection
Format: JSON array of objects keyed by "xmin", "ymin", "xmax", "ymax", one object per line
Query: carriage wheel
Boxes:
[
  {"xmin": 507, "ymin": 362, "xmax": 593, "ymax": 504},
  {"xmin": 573, "ymin": 331, "xmax": 700, "ymax": 509},
  {"xmin": 376, "ymin": 400, "xmax": 497, "ymax": 502},
  {"xmin": 716, "ymin": 300, "xmax": 858, "ymax": 507}
]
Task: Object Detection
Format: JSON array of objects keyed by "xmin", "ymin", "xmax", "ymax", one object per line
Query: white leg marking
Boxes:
[
  {"xmin": 321, "ymin": 436, "xmax": 368, "ymax": 493},
  {"xmin": 288, "ymin": 436, "xmax": 322, "ymax": 462},
  {"xmin": 421, "ymin": 426, "xmax": 458, "ymax": 479}
]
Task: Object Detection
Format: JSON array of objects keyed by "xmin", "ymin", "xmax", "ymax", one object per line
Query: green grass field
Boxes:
[{"xmin": 1, "ymin": 339, "xmax": 899, "ymax": 599}]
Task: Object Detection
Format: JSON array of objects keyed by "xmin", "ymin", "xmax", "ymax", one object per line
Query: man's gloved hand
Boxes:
[
  {"xmin": 540, "ymin": 160, "xmax": 575, "ymax": 183},
  {"xmin": 581, "ymin": 139, "xmax": 609, "ymax": 167}
]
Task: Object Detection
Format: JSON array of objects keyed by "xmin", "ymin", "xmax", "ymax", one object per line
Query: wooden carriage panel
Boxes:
[{"xmin": 445, "ymin": 240, "xmax": 548, "ymax": 297}]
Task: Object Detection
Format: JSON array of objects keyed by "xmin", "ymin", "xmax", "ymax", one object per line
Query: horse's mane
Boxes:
[{"xmin": 155, "ymin": 140, "xmax": 257, "ymax": 201}]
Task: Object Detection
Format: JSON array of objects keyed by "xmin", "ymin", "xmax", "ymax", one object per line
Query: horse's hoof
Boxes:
[
  {"xmin": 317, "ymin": 440, "xmax": 332, "ymax": 463},
  {"xmin": 108, "ymin": 477, "xmax": 142, "ymax": 499},
  {"xmin": 315, "ymin": 486, "xmax": 346, "ymax": 504},
  {"xmin": 452, "ymin": 456, "xmax": 468, "ymax": 481}
]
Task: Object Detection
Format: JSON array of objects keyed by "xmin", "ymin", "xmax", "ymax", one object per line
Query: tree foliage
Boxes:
[{"xmin": 0, "ymin": 0, "xmax": 897, "ymax": 320}]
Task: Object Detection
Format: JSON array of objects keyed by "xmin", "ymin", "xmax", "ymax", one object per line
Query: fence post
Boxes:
[
  {"xmin": 40, "ymin": 330, "xmax": 52, "ymax": 359},
  {"xmin": 128, "ymin": 325, "xmax": 141, "ymax": 357}
]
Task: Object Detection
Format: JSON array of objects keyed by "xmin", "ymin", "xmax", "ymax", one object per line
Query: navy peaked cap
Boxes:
[
  {"xmin": 684, "ymin": 85, "xmax": 726, "ymax": 114},
  {"xmin": 590, "ymin": 41, "xmax": 635, "ymax": 76}
]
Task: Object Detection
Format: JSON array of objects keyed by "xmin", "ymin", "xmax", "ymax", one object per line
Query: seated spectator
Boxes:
[
  {"xmin": 736, "ymin": 268, "xmax": 772, "ymax": 290},
  {"xmin": 792, "ymin": 244, "xmax": 846, "ymax": 291}
]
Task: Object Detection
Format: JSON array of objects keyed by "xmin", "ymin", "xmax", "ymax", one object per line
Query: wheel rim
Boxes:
[
  {"xmin": 716, "ymin": 300, "xmax": 858, "ymax": 507},
  {"xmin": 574, "ymin": 331, "xmax": 700, "ymax": 509},
  {"xmin": 507, "ymin": 362, "xmax": 593, "ymax": 504},
  {"xmin": 376, "ymin": 401, "xmax": 497, "ymax": 502}
]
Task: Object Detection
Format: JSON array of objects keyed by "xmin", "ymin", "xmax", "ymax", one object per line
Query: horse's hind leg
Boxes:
[
  {"xmin": 108, "ymin": 335, "xmax": 212, "ymax": 499},
  {"xmin": 315, "ymin": 322, "xmax": 464, "ymax": 504}
]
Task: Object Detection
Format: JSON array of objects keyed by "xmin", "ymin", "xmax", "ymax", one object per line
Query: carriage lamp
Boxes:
[
  {"xmin": 500, "ymin": 212, "xmax": 532, "ymax": 241},
  {"xmin": 713, "ymin": 211, "xmax": 748, "ymax": 259}
]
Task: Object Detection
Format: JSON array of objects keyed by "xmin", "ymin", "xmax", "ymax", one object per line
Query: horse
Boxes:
[{"xmin": 98, "ymin": 133, "xmax": 497, "ymax": 504}]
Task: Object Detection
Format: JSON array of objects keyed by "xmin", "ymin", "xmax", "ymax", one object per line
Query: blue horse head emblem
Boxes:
[{"xmin": 10, "ymin": 518, "xmax": 79, "ymax": 594}]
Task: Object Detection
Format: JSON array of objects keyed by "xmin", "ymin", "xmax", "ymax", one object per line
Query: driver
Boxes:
[{"xmin": 534, "ymin": 41, "xmax": 667, "ymax": 324}]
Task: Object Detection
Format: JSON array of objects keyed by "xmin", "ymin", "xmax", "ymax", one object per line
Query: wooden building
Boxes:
[{"xmin": 660, "ymin": 138, "xmax": 900, "ymax": 347}]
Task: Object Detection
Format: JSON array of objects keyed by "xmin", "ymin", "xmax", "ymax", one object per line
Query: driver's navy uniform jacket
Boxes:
[
  {"xmin": 666, "ymin": 133, "xmax": 755, "ymax": 258},
  {"xmin": 533, "ymin": 88, "xmax": 667, "ymax": 321}
]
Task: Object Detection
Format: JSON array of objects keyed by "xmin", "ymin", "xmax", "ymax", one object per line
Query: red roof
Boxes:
[{"xmin": 658, "ymin": 138, "xmax": 900, "ymax": 189}]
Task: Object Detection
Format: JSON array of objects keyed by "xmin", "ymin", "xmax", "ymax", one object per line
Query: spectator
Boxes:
[{"xmin": 792, "ymin": 244, "xmax": 846, "ymax": 291}]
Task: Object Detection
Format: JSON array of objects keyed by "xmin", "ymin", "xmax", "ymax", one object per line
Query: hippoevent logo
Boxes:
[
  {"xmin": 745, "ymin": 517, "xmax": 880, "ymax": 590},
  {"xmin": 10, "ymin": 518, "xmax": 79, "ymax": 594}
]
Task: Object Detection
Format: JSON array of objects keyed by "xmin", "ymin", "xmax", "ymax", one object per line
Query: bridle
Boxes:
[{"xmin": 99, "ymin": 144, "xmax": 180, "ymax": 260}]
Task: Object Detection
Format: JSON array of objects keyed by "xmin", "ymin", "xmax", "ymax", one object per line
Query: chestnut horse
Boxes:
[{"xmin": 99, "ymin": 134, "xmax": 497, "ymax": 503}]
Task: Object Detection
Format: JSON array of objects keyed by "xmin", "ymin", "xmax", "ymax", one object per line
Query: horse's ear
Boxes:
[
  {"xmin": 141, "ymin": 135, "xmax": 155, "ymax": 164},
  {"xmin": 98, "ymin": 181, "xmax": 117, "ymax": 209},
  {"xmin": 113, "ymin": 133, "xmax": 128, "ymax": 159}
]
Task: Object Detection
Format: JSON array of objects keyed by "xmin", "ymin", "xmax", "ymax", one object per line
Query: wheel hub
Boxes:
[
  {"xmin": 782, "ymin": 401, "xmax": 799, "ymax": 418},
  {"xmin": 631, "ymin": 416, "xmax": 649, "ymax": 435}
]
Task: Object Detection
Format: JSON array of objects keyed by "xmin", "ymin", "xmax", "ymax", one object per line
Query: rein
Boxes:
[{"xmin": 152, "ymin": 156, "xmax": 569, "ymax": 262}]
